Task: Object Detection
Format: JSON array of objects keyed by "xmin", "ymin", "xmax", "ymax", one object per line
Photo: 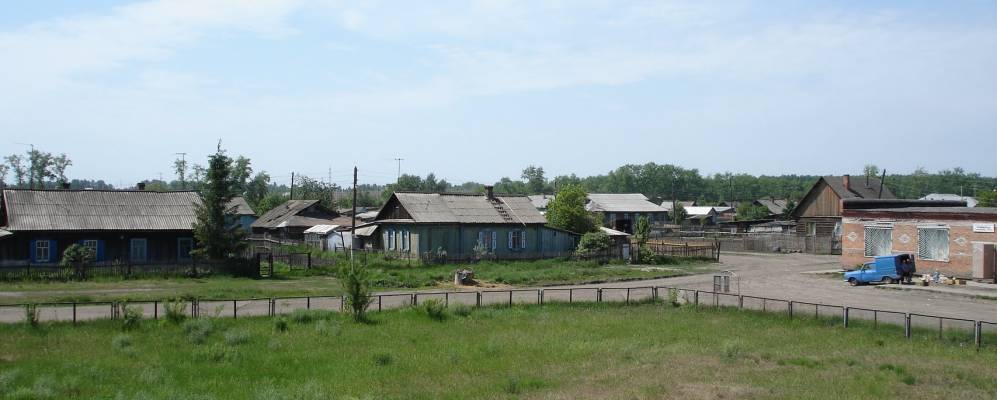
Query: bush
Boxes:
[
  {"xmin": 421, "ymin": 299, "xmax": 447, "ymax": 321},
  {"xmin": 273, "ymin": 317, "xmax": 289, "ymax": 333},
  {"xmin": 223, "ymin": 330, "xmax": 251, "ymax": 346},
  {"xmin": 721, "ymin": 339, "xmax": 742, "ymax": 362},
  {"xmin": 164, "ymin": 299, "xmax": 187, "ymax": 325},
  {"xmin": 340, "ymin": 263, "xmax": 373, "ymax": 322},
  {"xmin": 193, "ymin": 343, "xmax": 237, "ymax": 363},
  {"xmin": 183, "ymin": 319, "xmax": 213, "ymax": 344},
  {"xmin": 451, "ymin": 303, "xmax": 472, "ymax": 317},
  {"xmin": 24, "ymin": 304, "xmax": 39, "ymax": 328},
  {"xmin": 111, "ymin": 334, "xmax": 133, "ymax": 351},
  {"xmin": 122, "ymin": 305, "xmax": 143, "ymax": 331},
  {"xmin": 289, "ymin": 309, "xmax": 315, "ymax": 324},
  {"xmin": 575, "ymin": 231, "xmax": 610, "ymax": 257}
]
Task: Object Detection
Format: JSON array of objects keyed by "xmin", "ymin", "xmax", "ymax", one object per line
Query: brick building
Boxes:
[{"xmin": 841, "ymin": 206, "xmax": 997, "ymax": 279}]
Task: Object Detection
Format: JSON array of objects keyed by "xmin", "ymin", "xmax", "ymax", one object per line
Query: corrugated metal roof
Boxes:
[
  {"xmin": 226, "ymin": 197, "xmax": 256, "ymax": 216},
  {"xmin": 920, "ymin": 194, "xmax": 979, "ymax": 207},
  {"xmin": 755, "ymin": 199, "xmax": 788, "ymax": 215},
  {"xmin": 684, "ymin": 206, "xmax": 718, "ymax": 216},
  {"xmin": 2, "ymin": 189, "xmax": 200, "ymax": 231},
  {"xmin": 252, "ymin": 200, "xmax": 338, "ymax": 229},
  {"xmin": 303, "ymin": 224, "xmax": 340, "ymax": 234},
  {"xmin": 822, "ymin": 176, "xmax": 895, "ymax": 200},
  {"xmin": 527, "ymin": 194, "xmax": 554, "ymax": 209},
  {"xmin": 586, "ymin": 194, "xmax": 666, "ymax": 213},
  {"xmin": 389, "ymin": 193, "xmax": 547, "ymax": 224},
  {"xmin": 599, "ymin": 226, "xmax": 630, "ymax": 237}
]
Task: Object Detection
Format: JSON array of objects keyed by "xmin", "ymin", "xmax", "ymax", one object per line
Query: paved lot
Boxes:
[{"xmin": 3, "ymin": 252, "xmax": 995, "ymax": 324}]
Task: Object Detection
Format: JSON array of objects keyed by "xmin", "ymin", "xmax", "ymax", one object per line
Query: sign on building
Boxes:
[{"xmin": 973, "ymin": 223, "xmax": 996, "ymax": 233}]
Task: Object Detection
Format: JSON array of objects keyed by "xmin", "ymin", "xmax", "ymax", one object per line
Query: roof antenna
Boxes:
[{"xmin": 878, "ymin": 169, "xmax": 886, "ymax": 199}]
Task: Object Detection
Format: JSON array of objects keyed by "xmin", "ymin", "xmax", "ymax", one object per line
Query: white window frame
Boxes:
[
  {"xmin": 917, "ymin": 226, "xmax": 949, "ymax": 262},
  {"xmin": 387, "ymin": 230, "xmax": 396, "ymax": 250},
  {"xmin": 178, "ymin": 238, "xmax": 194, "ymax": 261},
  {"xmin": 82, "ymin": 240, "xmax": 98, "ymax": 257},
  {"xmin": 863, "ymin": 225, "xmax": 893, "ymax": 257},
  {"xmin": 401, "ymin": 230, "xmax": 410, "ymax": 251},
  {"xmin": 35, "ymin": 240, "xmax": 50, "ymax": 262},
  {"xmin": 806, "ymin": 222, "xmax": 817, "ymax": 236},
  {"xmin": 130, "ymin": 238, "xmax": 148, "ymax": 262},
  {"xmin": 509, "ymin": 230, "xmax": 526, "ymax": 250}
]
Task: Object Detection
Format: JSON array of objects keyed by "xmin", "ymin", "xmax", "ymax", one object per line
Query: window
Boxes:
[
  {"xmin": 130, "ymin": 238, "xmax": 148, "ymax": 262},
  {"xmin": 833, "ymin": 221, "xmax": 842, "ymax": 237},
  {"xmin": 478, "ymin": 230, "xmax": 497, "ymax": 251},
  {"xmin": 387, "ymin": 230, "xmax": 396, "ymax": 250},
  {"xmin": 178, "ymin": 238, "xmax": 194, "ymax": 261},
  {"xmin": 509, "ymin": 230, "xmax": 526, "ymax": 249},
  {"xmin": 806, "ymin": 222, "xmax": 817, "ymax": 236},
  {"xmin": 864, "ymin": 226, "xmax": 892, "ymax": 257},
  {"xmin": 401, "ymin": 230, "xmax": 410, "ymax": 251},
  {"xmin": 35, "ymin": 240, "xmax": 50, "ymax": 262},
  {"xmin": 918, "ymin": 227, "xmax": 949, "ymax": 261},
  {"xmin": 609, "ymin": 213, "xmax": 616, "ymax": 221}
]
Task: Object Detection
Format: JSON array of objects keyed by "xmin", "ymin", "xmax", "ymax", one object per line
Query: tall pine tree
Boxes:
[{"xmin": 191, "ymin": 143, "xmax": 245, "ymax": 259}]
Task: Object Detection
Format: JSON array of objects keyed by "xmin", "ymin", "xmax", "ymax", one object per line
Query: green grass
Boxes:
[
  {"xmin": 1, "ymin": 303, "xmax": 994, "ymax": 399},
  {"xmin": 0, "ymin": 256, "xmax": 710, "ymax": 305}
]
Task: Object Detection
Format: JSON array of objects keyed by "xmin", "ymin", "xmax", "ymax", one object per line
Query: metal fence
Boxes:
[
  {"xmin": 2, "ymin": 285, "xmax": 993, "ymax": 350},
  {"xmin": 655, "ymin": 232, "xmax": 841, "ymax": 255},
  {"xmin": 0, "ymin": 258, "xmax": 259, "ymax": 281}
]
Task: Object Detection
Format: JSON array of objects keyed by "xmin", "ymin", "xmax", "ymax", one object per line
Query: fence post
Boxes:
[
  {"xmin": 597, "ymin": 289, "xmax": 603, "ymax": 303},
  {"xmin": 378, "ymin": 295, "xmax": 382, "ymax": 312},
  {"xmin": 788, "ymin": 301, "xmax": 794, "ymax": 318},
  {"xmin": 569, "ymin": 289, "xmax": 573, "ymax": 303},
  {"xmin": 476, "ymin": 292, "xmax": 482, "ymax": 308},
  {"xmin": 307, "ymin": 296, "xmax": 311, "ymax": 310},
  {"xmin": 154, "ymin": 301, "xmax": 158, "ymax": 320},
  {"xmin": 652, "ymin": 287, "xmax": 658, "ymax": 301},
  {"xmin": 307, "ymin": 253, "xmax": 312, "ymax": 269},
  {"xmin": 233, "ymin": 300, "xmax": 237, "ymax": 319},
  {"xmin": 412, "ymin": 294, "xmax": 418, "ymax": 306},
  {"xmin": 508, "ymin": 291, "xmax": 513, "ymax": 307},
  {"xmin": 904, "ymin": 314, "xmax": 911, "ymax": 339},
  {"xmin": 975, "ymin": 322, "xmax": 982, "ymax": 349},
  {"xmin": 738, "ymin": 295, "xmax": 743, "ymax": 309},
  {"xmin": 445, "ymin": 293, "xmax": 449, "ymax": 307},
  {"xmin": 694, "ymin": 291, "xmax": 699, "ymax": 307},
  {"xmin": 539, "ymin": 290, "xmax": 544, "ymax": 305},
  {"xmin": 626, "ymin": 288, "xmax": 630, "ymax": 304},
  {"xmin": 843, "ymin": 307, "xmax": 849, "ymax": 327},
  {"xmin": 72, "ymin": 302, "xmax": 77, "ymax": 325}
]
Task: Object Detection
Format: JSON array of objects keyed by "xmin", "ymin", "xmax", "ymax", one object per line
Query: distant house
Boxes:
[
  {"xmin": 586, "ymin": 194, "xmax": 669, "ymax": 234},
  {"xmin": 921, "ymin": 194, "xmax": 978, "ymax": 208},
  {"xmin": 226, "ymin": 197, "xmax": 257, "ymax": 233},
  {"xmin": 0, "ymin": 189, "xmax": 200, "ymax": 265},
  {"xmin": 841, "ymin": 202, "xmax": 995, "ymax": 279},
  {"xmin": 527, "ymin": 194, "xmax": 554, "ymax": 214},
  {"xmin": 713, "ymin": 206, "xmax": 736, "ymax": 222},
  {"xmin": 251, "ymin": 200, "xmax": 350, "ymax": 241},
  {"xmin": 792, "ymin": 175, "xmax": 895, "ymax": 238},
  {"xmin": 372, "ymin": 186, "xmax": 579, "ymax": 260},
  {"xmin": 303, "ymin": 224, "xmax": 353, "ymax": 251},
  {"xmin": 755, "ymin": 199, "xmax": 790, "ymax": 218},
  {"xmin": 683, "ymin": 206, "xmax": 719, "ymax": 226},
  {"xmin": 747, "ymin": 220, "xmax": 796, "ymax": 234}
]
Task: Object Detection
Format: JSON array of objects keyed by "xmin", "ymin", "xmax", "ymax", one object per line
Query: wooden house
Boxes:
[
  {"xmin": 372, "ymin": 186, "xmax": 579, "ymax": 260},
  {"xmin": 251, "ymin": 200, "xmax": 350, "ymax": 241},
  {"xmin": 586, "ymin": 194, "xmax": 669, "ymax": 233},
  {"xmin": 0, "ymin": 189, "xmax": 201, "ymax": 266},
  {"xmin": 792, "ymin": 175, "xmax": 895, "ymax": 238}
]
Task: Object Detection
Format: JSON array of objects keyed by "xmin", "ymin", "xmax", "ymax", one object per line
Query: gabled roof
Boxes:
[
  {"xmin": 226, "ymin": 197, "xmax": 256, "ymax": 216},
  {"xmin": 599, "ymin": 226, "xmax": 631, "ymax": 237},
  {"xmin": 303, "ymin": 224, "xmax": 341, "ymax": 234},
  {"xmin": 378, "ymin": 192, "xmax": 546, "ymax": 224},
  {"xmin": 586, "ymin": 194, "xmax": 666, "ymax": 213},
  {"xmin": 526, "ymin": 194, "xmax": 554, "ymax": 210},
  {"xmin": 755, "ymin": 199, "xmax": 788, "ymax": 215},
  {"xmin": 822, "ymin": 175, "xmax": 894, "ymax": 200},
  {"xmin": 1, "ymin": 189, "xmax": 200, "ymax": 231},
  {"xmin": 660, "ymin": 200, "xmax": 697, "ymax": 211},
  {"xmin": 683, "ymin": 206, "xmax": 718, "ymax": 217},
  {"xmin": 252, "ymin": 200, "xmax": 340, "ymax": 229}
]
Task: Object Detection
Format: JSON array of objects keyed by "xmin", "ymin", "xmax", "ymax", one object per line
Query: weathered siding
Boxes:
[
  {"xmin": 377, "ymin": 223, "xmax": 578, "ymax": 260},
  {"xmin": 0, "ymin": 231, "xmax": 195, "ymax": 266},
  {"xmin": 798, "ymin": 182, "xmax": 841, "ymax": 218}
]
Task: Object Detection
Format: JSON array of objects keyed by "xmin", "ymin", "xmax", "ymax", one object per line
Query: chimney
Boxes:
[
  {"xmin": 842, "ymin": 175, "xmax": 850, "ymax": 191},
  {"xmin": 484, "ymin": 185, "xmax": 495, "ymax": 200},
  {"xmin": 137, "ymin": 182, "xmax": 146, "ymax": 191}
]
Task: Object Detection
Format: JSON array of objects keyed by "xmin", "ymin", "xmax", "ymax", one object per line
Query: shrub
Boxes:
[
  {"xmin": 183, "ymin": 319, "xmax": 213, "ymax": 344},
  {"xmin": 193, "ymin": 343, "xmax": 237, "ymax": 363},
  {"xmin": 339, "ymin": 262, "xmax": 373, "ymax": 322},
  {"xmin": 502, "ymin": 376, "xmax": 546, "ymax": 395},
  {"xmin": 451, "ymin": 303, "xmax": 472, "ymax": 317},
  {"xmin": 24, "ymin": 304, "xmax": 39, "ymax": 328},
  {"xmin": 575, "ymin": 231, "xmax": 610, "ymax": 257},
  {"xmin": 721, "ymin": 340, "xmax": 742, "ymax": 362},
  {"xmin": 421, "ymin": 299, "xmax": 447, "ymax": 321},
  {"xmin": 373, "ymin": 353, "xmax": 393, "ymax": 366},
  {"xmin": 111, "ymin": 334, "xmax": 132, "ymax": 350},
  {"xmin": 290, "ymin": 309, "xmax": 314, "ymax": 324},
  {"xmin": 223, "ymin": 330, "xmax": 252, "ymax": 346},
  {"xmin": 314, "ymin": 319, "xmax": 342, "ymax": 336},
  {"xmin": 164, "ymin": 299, "xmax": 187, "ymax": 325},
  {"xmin": 0, "ymin": 369, "xmax": 19, "ymax": 395},
  {"xmin": 122, "ymin": 305, "xmax": 143, "ymax": 331},
  {"xmin": 273, "ymin": 317, "xmax": 289, "ymax": 333}
]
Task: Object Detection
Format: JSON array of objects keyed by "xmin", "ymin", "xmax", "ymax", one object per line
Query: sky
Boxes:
[{"xmin": 1, "ymin": 0, "xmax": 995, "ymax": 188}]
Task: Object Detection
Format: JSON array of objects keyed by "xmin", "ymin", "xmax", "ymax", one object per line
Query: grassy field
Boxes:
[
  {"xmin": 1, "ymin": 302, "xmax": 994, "ymax": 399},
  {"xmin": 0, "ymin": 257, "xmax": 711, "ymax": 305}
]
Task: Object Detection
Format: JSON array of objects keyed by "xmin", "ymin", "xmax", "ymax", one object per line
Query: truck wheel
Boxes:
[
  {"xmin": 848, "ymin": 278, "xmax": 858, "ymax": 286},
  {"xmin": 882, "ymin": 277, "xmax": 895, "ymax": 284}
]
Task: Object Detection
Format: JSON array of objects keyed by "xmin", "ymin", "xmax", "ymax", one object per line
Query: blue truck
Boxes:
[{"xmin": 845, "ymin": 254, "xmax": 916, "ymax": 286}]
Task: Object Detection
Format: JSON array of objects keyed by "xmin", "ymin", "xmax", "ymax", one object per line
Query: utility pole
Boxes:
[
  {"xmin": 290, "ymin": 172, "xmax": 295, "ymax": 199},
  {"xmin": 351, "ymin": 166, "xmax": 358, "ymax": 248},
  {"xmin": 394, "ymin": 158, "xmax": 404, "ymax": 181}
]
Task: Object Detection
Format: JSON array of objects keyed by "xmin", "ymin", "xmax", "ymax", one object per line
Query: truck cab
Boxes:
[{"xmin": 844, "ymin": 254, "xmax": 914, "ymax": 286}]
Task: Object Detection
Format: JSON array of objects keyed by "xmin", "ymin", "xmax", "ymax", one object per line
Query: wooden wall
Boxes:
[{"xmin": 797, "ymin": 181, "xmax": 842, "ymax": 218}]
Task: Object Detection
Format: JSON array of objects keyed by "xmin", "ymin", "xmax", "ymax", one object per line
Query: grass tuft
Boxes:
[
  {"xmin": 451, "ymin": 303, "xmax": 472, "ymax": 317},
  {"xmin": 373, "ymin": 353, "xmax": 393, "ymax": 366},
  {"xmin": 289, "ymin": 309, "xmax": 315, "ymax": 324},
  {"xmin": 420, "ymin": 299, "xmax": 447, "ymax": 321},
  {"xmin": 182, "ymin": 319, "xmax": 213, "ymax": 344},
  {"xmin": 273, "ymin": 317, "xmax": 289, "ymax": 333},
  {"xmin": 223, "ymin": 330, "xmax": 252, "ymax": 346},
  {"xmin": 721, "ymin": 339, "xmax": 743, "ymax": 362},
  {"xmin": 502, "ymin": 376, "xmax": 546, "ymax": 395}
]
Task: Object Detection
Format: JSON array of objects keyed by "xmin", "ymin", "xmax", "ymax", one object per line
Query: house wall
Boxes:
[
  {"xmin": 0, "ymin": 231, "xmax": 195, "ymax": 266},
  {"xmin": 841, "ymin": 217, "xmax": 997, "ymax": 278},
  {"xmin": 377, "ymin": 223, "xmax": 578, "ymax": 260},
  {"xmin": 796, "ymin": 217, "xmax": 841, "ymax": 237},
  {"xmin": 797, "ymin": 181, "xmax": 841, "ymax": 218}
]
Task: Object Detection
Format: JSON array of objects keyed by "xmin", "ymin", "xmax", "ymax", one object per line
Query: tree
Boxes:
[
  {"xmin": 51, "ymin": 154, "xmax": 71, "ymax": 184},
  {"xmin": 671, "ymin": 203, "xmax": 687, "ymax": 224},
  {"xmin": 191, "ymin": 144, "xmax": 245, "ymax": 260},
  {"xmin": 4, "ymin": 155, "xmax": 26, "ymax": 187},
  {"xmin": 27, "ymin": 149, "xmax": 54, "ymax": 189},
  {"xmin": 978, "ymin": 191, "xmax": 997, "ymax": 207},
  {"xmin": 61, "ymin": 244, "xmax": 95, "ymax": 280},
  {"xmin": 575, "ymin": 231, "xmax": 610, "ymax": 257},
  {"xmin": 244, "ymin": 172, "xmax": 271, "ymax": 209},
  {"xmin": 0, "ymin": 164, "xmax": 8, "ymax": 188},
  {"xmin": 736, "ymin": 203, "xmax": 771, "ymax": 221},
  {"xmin": 340, "ymin": 260, "xmax": 372, "ymax": 322},
  {"xmin": 781, "ymin": 200, "xmax": 797, "ymax": 220},
  {"xmin": 546, "ymin": 184, "xmax": 598, "ymax": 234},
  {"xmin": 174, "ymin": 157, "xmax": 188, "ymax": 189},
  {"xmin": 232, "ymin": 156, "xmax": 252, "ymax": 194},
  {"xmin": 255, "ymin": 192, "xmax": 286, "ymax": 215},
  {"xmin": 634, "ymin": 215, "xmax": 651, "ymax": 246},
  {"xmin": 522, "ymin": 165, "xmax": 546, "ymax": 194},
  {"xmin": 493, "ymin": 177, "xmax": 528, "ymax": 195},
  {"xmin": 864, "ymin": 164, "xmax": 880, "ymax": 179}
]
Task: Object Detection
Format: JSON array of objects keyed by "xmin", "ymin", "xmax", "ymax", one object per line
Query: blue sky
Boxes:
[{"xmin": 1, "ymin": 0, "xmax": 995, "ymax": 188}]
